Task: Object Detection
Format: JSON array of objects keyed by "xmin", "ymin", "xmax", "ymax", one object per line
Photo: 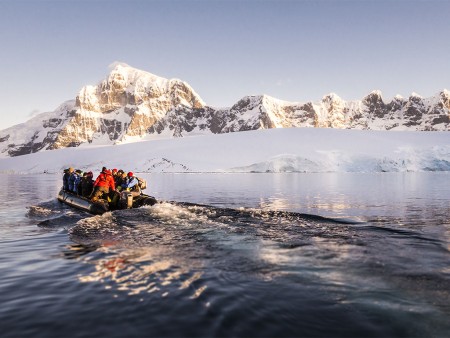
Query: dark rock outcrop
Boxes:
[{"xmin": 0, "ymin": 64, "xmax": 448, "ymax": 157}]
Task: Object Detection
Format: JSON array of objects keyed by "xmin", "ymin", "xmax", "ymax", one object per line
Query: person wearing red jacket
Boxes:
[{"xmin": 91, "ymin": 167, "xmax": 116, "ymax": 202}]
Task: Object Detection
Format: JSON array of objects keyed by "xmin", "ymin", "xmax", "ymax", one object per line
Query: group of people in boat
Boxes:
[{"xmin": 62, "ymin": 166, "xmax": 145, "ymax": 205}]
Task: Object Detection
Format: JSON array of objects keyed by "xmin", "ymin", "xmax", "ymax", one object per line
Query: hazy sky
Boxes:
[{"xmin": 0, "ymin": 0, "xmax": 449, "ymax": 130}]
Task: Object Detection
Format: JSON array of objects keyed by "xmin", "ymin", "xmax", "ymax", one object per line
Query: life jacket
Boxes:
[
  {"xmin": 129, "ymin": 177, "xmax": 140, "ymax": 192},
  {"xmin": 94, "ymin": 171, "xmax": 115, "ymax": 190}
]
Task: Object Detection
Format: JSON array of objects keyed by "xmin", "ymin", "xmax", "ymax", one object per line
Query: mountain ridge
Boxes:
[{"xmin": 0, "ymin": 63, "xmax": 449, "ymax": 157}]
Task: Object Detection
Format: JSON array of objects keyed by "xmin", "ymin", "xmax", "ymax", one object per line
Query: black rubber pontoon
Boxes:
[{"xmin": 57, "ymin": 189, "xmax": 157, "ymax": 215}]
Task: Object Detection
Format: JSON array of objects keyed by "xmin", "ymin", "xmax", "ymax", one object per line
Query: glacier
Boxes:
[{"xmin": 0, "ymin": 128, "xmax": 448, "ymax": 174}]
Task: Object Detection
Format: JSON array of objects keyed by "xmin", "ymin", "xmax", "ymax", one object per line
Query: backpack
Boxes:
[{"xmin": 136, "ymin": 177, "xmax": 147, "ymax": 190}]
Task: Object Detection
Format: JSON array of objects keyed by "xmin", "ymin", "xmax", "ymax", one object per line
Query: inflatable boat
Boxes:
[{"xmin": 57, "ymin": 189, "xmax": 158, "ymax": 215}]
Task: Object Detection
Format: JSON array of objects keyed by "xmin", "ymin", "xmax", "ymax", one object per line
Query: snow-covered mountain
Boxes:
[
  {"xmin": 0, "ymin": 63, "xmax": 449, "ymax": 157},
  {"xmin": 0, "ymin": 128, "xmax": 448, "ymax": 174}
]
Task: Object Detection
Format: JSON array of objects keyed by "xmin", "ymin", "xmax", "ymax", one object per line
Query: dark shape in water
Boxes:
[
  {"xmin": 57, "ymin": 189, "xmax": 158, "ymax": 215},
  {"xmin": 174, "ymin": 201, "xmax": 363, "ymax": 224},
  {"xmin": 61, "ymin": 243, "xmax": 99, "ymax": 259}
]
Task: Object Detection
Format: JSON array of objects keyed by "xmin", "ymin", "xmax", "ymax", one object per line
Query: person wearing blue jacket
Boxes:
[
  {"xmin": 63, "ymin": 167, "xmax": 74, "ymax": 191},
  {"xmin": 73, "ymin": 170, "xmax": 83, "ymax": 194},
  {"xmin": 120, "ymin": 172, "xmax": 141, "ymax": 197},
  {"xmin": 68, "ymin": 169, "xmax": 77, "ymax": 192}
]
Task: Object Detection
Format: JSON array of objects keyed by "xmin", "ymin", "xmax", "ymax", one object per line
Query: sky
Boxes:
[{"xmin": 0, "ymin": 0, "xmax": 449, "ymax": 130}]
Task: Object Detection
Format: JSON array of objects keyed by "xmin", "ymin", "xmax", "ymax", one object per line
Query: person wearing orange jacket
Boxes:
[{"xmin": 91, "ymin": 167, "xmax": 116, "ymax": 202}]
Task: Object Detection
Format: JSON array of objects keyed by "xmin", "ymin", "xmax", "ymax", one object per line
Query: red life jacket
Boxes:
[{"xmin": 94, "ymin": 171, "xmax": 115, "ymax": 190}]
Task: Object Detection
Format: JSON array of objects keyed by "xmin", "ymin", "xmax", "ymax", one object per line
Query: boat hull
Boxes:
[
  {"xmin": 57, "ymin": 190, "xmax": 109, "ymax": 214},
  {"xmin": 57, "ymin": 189, "xmax": 158, "ymax": 215}
]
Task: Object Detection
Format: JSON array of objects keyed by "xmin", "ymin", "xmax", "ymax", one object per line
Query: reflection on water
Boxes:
[
  {"xmin": 65, "ymin": 202, "xmax": 412, "ymax": 302},
  {"xmin": 76, "ymin": 245, "xmax": 207, "ymax": 300},
  {"xmin": 149, "ymin": 172, "xmax": 450, "ymax": 220},
  {"xmin": 2, "ymin": 173, "xmax": 450, "ymax": 337},
  {"xmin": 259, "ymin": 194, "xmax": 360, "ymax": 216},
  {"xmin": 61, "ymin": 199, "xmax": 450, "ymax": 337},
  {"xmin": 62, "ymin": 244, "xmax": 98, "ymax": 260},
  {"xmin": 67, "ymin": 203, "xmax": 232, "ymax": 302}
]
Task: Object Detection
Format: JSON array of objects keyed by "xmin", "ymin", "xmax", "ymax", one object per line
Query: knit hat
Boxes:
[{"xmin": 127, "ymin": 172, "xmax": 133, "ymax": 177}]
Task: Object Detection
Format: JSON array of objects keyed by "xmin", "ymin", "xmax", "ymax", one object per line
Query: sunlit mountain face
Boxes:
[{"xmin": 0, "ymin": 63, "xmax": 449, "ymax": 157}]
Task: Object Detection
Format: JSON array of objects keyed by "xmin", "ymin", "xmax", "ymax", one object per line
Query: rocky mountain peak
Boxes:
[
  {"xmin": 408, "ymin": 92, "xmax": 424, "ymax": 105},
  {"xmin": 0, "ymin": 64, "xmax": 449, "ymax": 158},
  {"xmin": 106, "ymin": 62, "xmax": 169, "ymax": 92},
  {"xmin": 260, "ymin": 94, "xmax": 285, "ymax": 106},
  {"xmin": 322, "ymin": 93, "xmax": 344, "ymax": 114},
  {"xmin": 439, "ymin": 89, "xmax": 450, "ymax": 108},
  {"xmin": 363, "ymin": 90, "xmax": 384, "ymax": 105},
  {"xmin": 231, "ymin": 95, "xmax": 263, "ymax": 110},
  {"xmin": 322, "ymin": 93, "xmax": 342, "ymax": 103},
  {"xmin": 75, "ymin": 63, "xmax": 205, "ymax": 113},
  {"xmin": 392, "ymin": 94, "xmax": 404, "ymax": 101},
  {"xmin": 363, "ymin": 90, "xmax": 383, "ymax": 101}
]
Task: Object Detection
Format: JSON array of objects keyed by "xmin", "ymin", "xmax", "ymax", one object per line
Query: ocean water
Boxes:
[{"xmin": 1, "ymin": 172, "xmax": 449, "ymax": 337}]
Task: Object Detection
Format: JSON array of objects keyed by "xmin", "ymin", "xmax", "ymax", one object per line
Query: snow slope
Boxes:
[
  {"xmin": 0, "ymin": 128, "xmax": 448, "ymax": 174},
  {"xmin": 1, "ymin": 63, "xmax": 448, "ymax": 158}
]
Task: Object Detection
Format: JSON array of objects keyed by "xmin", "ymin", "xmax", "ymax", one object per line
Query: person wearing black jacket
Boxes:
[{"xmin": 80, "ymin": 171, "xmax": 94, "ymax": 198}]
